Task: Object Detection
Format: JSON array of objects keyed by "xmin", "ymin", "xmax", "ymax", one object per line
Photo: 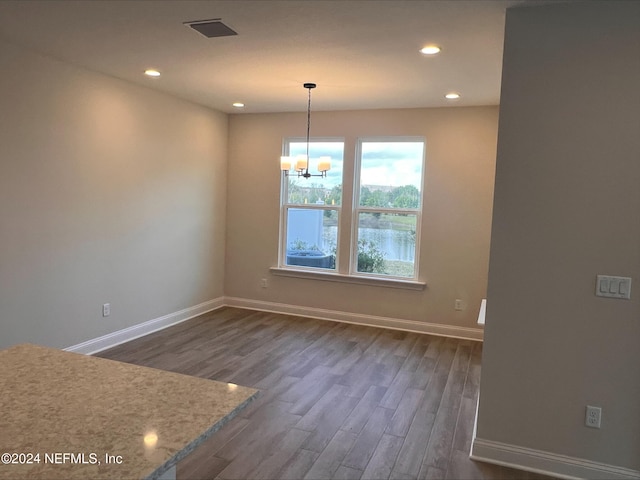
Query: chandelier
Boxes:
[{"xmin": 280, "ymin": 83, "xmax": 331, "ymax": 178}]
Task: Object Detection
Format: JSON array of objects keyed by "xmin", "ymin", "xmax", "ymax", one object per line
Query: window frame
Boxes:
[
  {"xmin": 278, "ymin": 137, "xmax": 344, "ymax": 272},
  {"xmin": 277, "ymin": 136, "xmax": 426, "ymax": 289},
  {"xmin": 351, "ymin": 137, "xmax": 425, "ymax": 281}
]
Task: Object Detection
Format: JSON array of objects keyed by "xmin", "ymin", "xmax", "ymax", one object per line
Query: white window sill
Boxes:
[{"xmin": 270, "ymin": 267, "xmax": 426, "ymax": 291}]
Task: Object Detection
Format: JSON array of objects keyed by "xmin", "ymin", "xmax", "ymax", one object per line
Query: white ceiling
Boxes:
[{"xmin": 0, "ymin": 0, "xmax": 527, "ymax": 113}]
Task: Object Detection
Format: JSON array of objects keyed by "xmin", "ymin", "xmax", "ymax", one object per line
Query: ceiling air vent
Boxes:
[{"xmin": 184, "ymin": 18, "xmax": 237, "ymax": 38}]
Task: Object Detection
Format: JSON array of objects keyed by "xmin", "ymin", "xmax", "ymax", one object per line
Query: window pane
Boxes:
[
  {"xmin": 359, "ymin": 141, "xmax": 423, "ymax": 209},
  {"xmin": 356, "ymin": 212, "xmax": 416, "ymax": 277},
  {"xmin": 285, "ymin": 208, "xmax": 338, "ymax": 270},
  {"xmin": 287, "ymin": 141, "xmax": 343, "ymax": 205}
]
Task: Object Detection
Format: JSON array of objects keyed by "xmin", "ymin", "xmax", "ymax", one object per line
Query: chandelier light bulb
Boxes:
[{"xmin": 420, "ymin": 45, "xmax": 441, "ymax": 55}]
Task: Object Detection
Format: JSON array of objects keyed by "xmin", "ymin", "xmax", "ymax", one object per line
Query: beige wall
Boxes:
[
  {"xmin": 0, "ymin": 36, "xmax": 497, "ymax": 349},
  {"xmin": 226, "ymin": 107, "xmax": 498, "ymax": 330},
  {"xmin": 0, "ymin": 38, "xmax": 228, "ymax": 349},
  {"xmin": 477, "ymin": 1, "xmax": 640, "ymax": 472}
]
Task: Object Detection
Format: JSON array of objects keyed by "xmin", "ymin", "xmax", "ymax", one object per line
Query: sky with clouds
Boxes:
[{"xmin": 287, "ymin": 140, "xmax": 424, "ymax": 191}]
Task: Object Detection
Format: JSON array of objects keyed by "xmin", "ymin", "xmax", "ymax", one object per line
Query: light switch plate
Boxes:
[{"xmin": 595, "ymin": 275, "xmax": 632, "ymax": 299}]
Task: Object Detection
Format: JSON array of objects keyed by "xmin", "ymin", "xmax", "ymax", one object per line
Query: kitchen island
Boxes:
[{"xmin": 0, "ymin": 343, "xmax": 258, "ymax": 480}]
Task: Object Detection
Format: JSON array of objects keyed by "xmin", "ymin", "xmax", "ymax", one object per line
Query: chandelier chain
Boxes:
[{"xmin": 306, "ymin": 86, "xmax": 312, "ymax": 170}]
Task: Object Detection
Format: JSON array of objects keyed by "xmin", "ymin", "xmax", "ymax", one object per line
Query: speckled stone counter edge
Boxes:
[{"xmin": 146, "ymin": 390, "xmax": 259, "ymax": 480}]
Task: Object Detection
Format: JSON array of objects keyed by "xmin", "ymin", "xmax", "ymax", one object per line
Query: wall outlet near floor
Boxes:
[
  {"xmin": 260, "ymin": 278, "xmax": 268, "ymax": 288},
  {"xmin": 585, "ymin": 405, "xmax": 601, "ymax": 428},
  {"xmin": 454, "ymin": 299, "xmax": 463, "ymax": 311},
  {"xmin": 102, "ymin": 303, "xmax": 111, "ymax": 317}
]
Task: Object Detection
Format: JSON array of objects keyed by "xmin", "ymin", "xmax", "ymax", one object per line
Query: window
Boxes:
[
  {"xmin": 353, "ymin": 139, "xmax": 424, "ymax": 279},
  {"xmin": 279, "ymin": 137, "xmax": 425, "ymax": 283},
  {"xmin": 280, "ymin": 140, "xmax": 344, "ymax": 271}
]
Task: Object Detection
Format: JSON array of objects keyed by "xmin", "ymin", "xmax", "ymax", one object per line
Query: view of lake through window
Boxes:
[{"xmin": 355, "ymin": 140, "xmax": 423, "ymax": 277}]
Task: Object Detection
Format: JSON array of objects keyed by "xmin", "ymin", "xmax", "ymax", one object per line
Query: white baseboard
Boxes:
[
  {"xmin": 64, "ymin": 297, "xmax": 225, "ymax": 355},
  {"xmin": 224, "ymin": 297, "xmax": 484, "ymax": 341},
  {"xmin": 64, "ymin": 295, "xmax": 483, "ymax": 356},
  {"xmin": 471, "ymin": 437, "xmax": 640, "ymax": 480}
]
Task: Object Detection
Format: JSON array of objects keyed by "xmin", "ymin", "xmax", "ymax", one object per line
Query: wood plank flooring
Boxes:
[{"xmin": 97, "ymin": 307, "xmax": 551, "ymax": 480}]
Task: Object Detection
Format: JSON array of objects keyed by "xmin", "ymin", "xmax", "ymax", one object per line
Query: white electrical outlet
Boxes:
[
  {"xmin": 454, "ymin": 299, "xmax": 463, "ymax": 311},
  {"xmin": 260, "ymin": 278, "xmax": 268, "ymax": 288},
  {"xmin": 102, "ymin": 303, "xmax": 111, "ymax": 317},
  {"xmin": 585, "ymin": 405, "xmax": 601, "ymax": 428}
]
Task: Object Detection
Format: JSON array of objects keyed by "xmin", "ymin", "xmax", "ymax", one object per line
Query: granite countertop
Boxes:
[{"xmin": 0, "ymin": 344, "xmax": 258, "ymax": 480}]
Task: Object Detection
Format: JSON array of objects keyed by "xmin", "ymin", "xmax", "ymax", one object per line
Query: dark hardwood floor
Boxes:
[{"xmin": 97, "ymin": 307, "xmax": 551, "ymax": 480}]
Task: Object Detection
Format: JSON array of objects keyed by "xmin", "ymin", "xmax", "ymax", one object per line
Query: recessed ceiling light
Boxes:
[
  {"xmin": 420, "ymin": 45, "xmax": 441, "ymax": 55},
  {"xmin": 232, "ymin": 102, "xmax": 245, "ymax": 108},
  {"xmin": 445, "ymin": 92, "xmax": 461, "ymax": 100},
  {"xmin": 144, "ymin": 69, "xmax": 161, "ymax": 77}
]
